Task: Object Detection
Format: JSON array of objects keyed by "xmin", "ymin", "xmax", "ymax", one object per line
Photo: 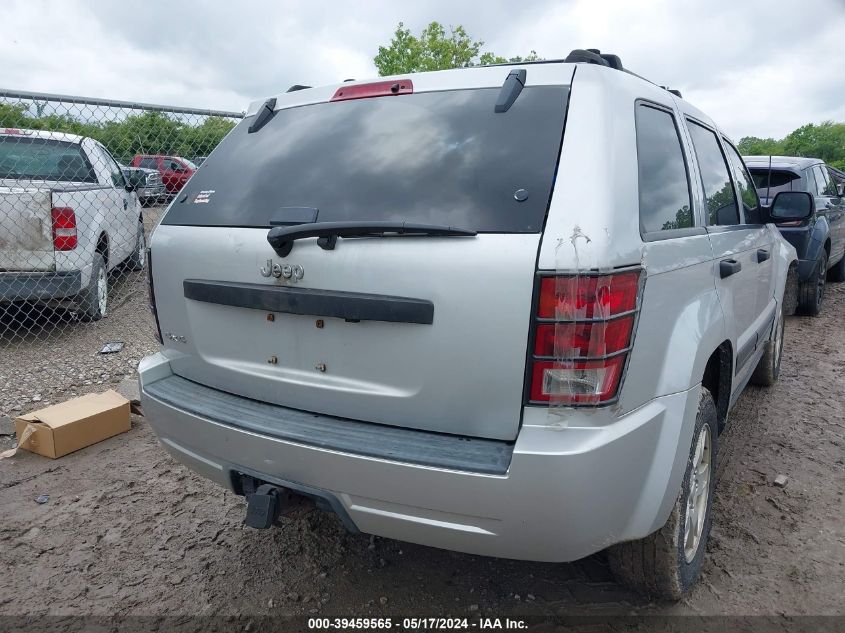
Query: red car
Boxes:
[{"xmin": 131, "ymin": 155, "xmax": 197, "ymax": 193}]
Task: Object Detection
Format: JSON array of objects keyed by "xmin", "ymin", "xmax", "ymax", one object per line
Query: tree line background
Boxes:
[
  {"xmin": 2, "ymin": 21, "xmax": 842, "ymax": 171},
  {"xmin": 0, "ymin": 102, "xmax": 237, "ymax": 165}
]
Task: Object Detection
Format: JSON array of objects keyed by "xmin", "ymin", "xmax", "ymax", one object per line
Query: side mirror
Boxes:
[
  {"xmin": 838, "ymin": 183, "xmax": 844, "ymax": 197},
  {"xmin": 124, "ymin": 171, "xmax": 143, "ymax": 191},
  {"xmin": 770, "ymin": 191, "xmax": 814, "ymax": 222}
]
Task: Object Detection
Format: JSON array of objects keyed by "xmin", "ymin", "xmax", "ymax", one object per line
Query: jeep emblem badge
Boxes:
[{"xmin": 260, "ymin": 259, "xmax": 304, "ymax": 281}]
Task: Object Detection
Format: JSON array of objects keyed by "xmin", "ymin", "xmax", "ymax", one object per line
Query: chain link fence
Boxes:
[{"xmin": 0, "ymin": 90, "xmax": 243, "ymax": 352}]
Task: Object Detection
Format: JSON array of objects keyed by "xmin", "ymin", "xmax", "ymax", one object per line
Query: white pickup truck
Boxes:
[{"xmin": 0, "ymin": 128, "xmax": 145, "ymax": 320}]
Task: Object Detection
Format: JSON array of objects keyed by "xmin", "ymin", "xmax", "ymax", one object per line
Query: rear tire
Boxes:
[
  {"xmin": 827, "ymin": 252, "xmax": 845, "ymax": 282},
  {"xmin": 751, "ymin": 303, "xmax": 785, "ymax": 387},
  {"xmin": 78, "ymin": 253, "xmax": 108, "ymax": 322},
  {"xmin": 797, "ymin": 250, "xmax": 827, "ymax": 316},
  {"xmin": 127, "ymin": 218, "xmax": 146, "ymax": 271},
  {"xmin": 607, "ymin": 387, "xmax": 717, "ymax": 600}
]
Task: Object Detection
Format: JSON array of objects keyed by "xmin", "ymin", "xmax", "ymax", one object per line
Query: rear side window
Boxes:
[
  {"xmin": 634, "ymin": 104, "xmax": 692, "ymax": 233},
  {"xmin": 687, "ymin": 121, "xmax": 740, "ymax": 226},
  {"xmin": 0, "ymin": 136, "xmax": 96, "ymax": 182},
  {"xmin": 163, "ymin": 86, "xmax": 570, "ymax": 232},
  {"xmin": 139, "ymin": 157, "xmax": 158, "ymax": 169},
  {"xmin": 750, "ymin": 168, "xmax": 801, "ymax": 193}
]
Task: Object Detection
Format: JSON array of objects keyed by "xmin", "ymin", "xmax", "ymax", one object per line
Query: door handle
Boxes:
[
  {"xmin": 756, "ymin": 248, "xmax": 770, "ymax": 263},
  {"xmin": 720, "ymin": 259, "xmax": 742, "ymax": 278}
]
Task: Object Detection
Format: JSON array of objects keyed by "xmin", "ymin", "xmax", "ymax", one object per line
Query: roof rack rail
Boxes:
[
  {"xmin": 660, "ymin": 86, "xmax": 683, "ymax": 99},
  {"xmin": 562, "ymin": 48, "xmax": 683, "ymax": 100},
  {"xmin": 563, "ymin": 49, "xmax": 624, "ymax": 70}
]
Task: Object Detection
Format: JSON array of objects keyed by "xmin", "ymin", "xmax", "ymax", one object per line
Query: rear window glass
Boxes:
[
  {"xmin": 0, "ymin": 136, "xmax": 96, "ymax": 182},
  {"xmin": 749, "ymin": 169, "xmax": 802, "ymax": 196},
  {"xmin": 163, "ymin": 86, "xmax": 569, "ymax": 232}
]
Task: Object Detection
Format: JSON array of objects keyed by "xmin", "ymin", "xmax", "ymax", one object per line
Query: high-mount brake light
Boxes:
[
  {"xmin": 528, "ymin": 270, "xmax": 642, "ymax": 406},
  {"xmin": 331, "ymin": 80, "xmax": 413, "ymax": 102}
]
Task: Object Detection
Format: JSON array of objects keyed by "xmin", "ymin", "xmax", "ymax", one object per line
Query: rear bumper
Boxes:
[
  {"xmin": 0, "ymin": 270, "xmax": 81, "ymax": 302},
  {"xmin": 139, "ymin": 352, "xmax": 698, "ymax": 562}
]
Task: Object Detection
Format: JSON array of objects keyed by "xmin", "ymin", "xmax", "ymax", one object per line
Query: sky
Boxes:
[{"xmin": 2, "ymin": 0, "xmax": 844, "ymax": 140}]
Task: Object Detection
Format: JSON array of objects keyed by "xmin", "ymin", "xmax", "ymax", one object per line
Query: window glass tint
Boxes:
[
  {"xmin": 163, "ymin": 86, "xmax": 570, "ymax": 232},
  {"xmin": 139, "ymin": 157, "xmax": 157, "ymax": 169},
  {"xmin": 814, "ymin": 165, "xmax": 835, "ymax": 196},
  {"xmin": 93, "ymin": 144, "xmax": 125, "ymax": 187},
  {"xmin": 687, "ymin": 122, "xmax": 739, "ymax": 225},
  {"xmin": 722, "ymin": 141, "xmax": 760, "ymax": 222},
  {"xmin": 0, "ymin": 137, "xmax": 96, "ymax": 182},
  {"xmin": 750, "ymin": 169, "xmax": 800, "ymax": 191},
  {"xmin": 749, "ymin": 168, "xmax": 803, "ymax": 204},
  {"xmin": 635, "ymin": 105, "xmax": 692, "ymax": 233}
]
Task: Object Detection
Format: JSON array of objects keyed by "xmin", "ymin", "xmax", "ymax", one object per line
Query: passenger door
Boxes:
[
  {"xmin": 814, "ymin": 164, "xmax": 845, "ymax": 265},
  {"xmin": 85, "ymin": 141, "xmax": 134, "ymax": 267},
  {"xmin": 722, "ymin": 140, "xmax": 775, "ymax": 323},
  {"xmin": 685, "ymin": 120, "xmax": 769, "ymax": 381}
]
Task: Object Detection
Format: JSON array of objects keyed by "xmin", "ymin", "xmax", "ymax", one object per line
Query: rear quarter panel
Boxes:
[{"xmin": 538, "ymin": 65, "xmax": 727, "ymax": 413}]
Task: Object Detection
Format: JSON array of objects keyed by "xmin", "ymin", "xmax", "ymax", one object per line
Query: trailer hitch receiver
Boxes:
[{"xmin": 244, "ymin": 483, "xmax": 282, "ymax": 529}]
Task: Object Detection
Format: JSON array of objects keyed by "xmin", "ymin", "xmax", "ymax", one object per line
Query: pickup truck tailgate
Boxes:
[{"xmin": 0, "ymin": 186, "xmax": 55, "ymax": 271}]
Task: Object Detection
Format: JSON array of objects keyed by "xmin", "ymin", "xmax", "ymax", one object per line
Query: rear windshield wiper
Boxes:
[{"xmin": 267, "ymin": 221, "xmax": 477, "ymax": 257}]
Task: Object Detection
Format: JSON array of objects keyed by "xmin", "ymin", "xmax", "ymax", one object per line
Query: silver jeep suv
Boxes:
[{"xmin": 139, "ymin": 49, "xmax": 801, "ymax": 598}]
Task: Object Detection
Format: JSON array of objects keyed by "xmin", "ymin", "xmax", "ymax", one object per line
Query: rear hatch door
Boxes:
[{"xmin": 153, "ymin": 70, "xmax": 572, "ymax": 441}]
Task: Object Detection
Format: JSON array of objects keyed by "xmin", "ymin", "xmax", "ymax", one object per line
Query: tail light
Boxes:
[
  {"xmin": 528, "ymin": 270, "xmax": 642, "ymax": 406},
  {"xmin": 146, "ymin": 248, "xmax": 163, "ymax": 344},
  {"xmin": 51, "ymin": 207, "xmax": 77, "ymax": 251}
]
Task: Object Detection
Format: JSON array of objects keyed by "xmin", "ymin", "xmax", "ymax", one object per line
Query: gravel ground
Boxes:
[{"xmin": 1, "ymin": 247, "xmax": 843, "ymax": 625}]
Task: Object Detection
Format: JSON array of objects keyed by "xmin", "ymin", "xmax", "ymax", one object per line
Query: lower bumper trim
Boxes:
[
  {"xmin": 0, "ymin": 270, "xmax": 82, "ymax": 302},
  {"xmin": 144, "ymin": 374, "xmax": 514, "ymax": 475}
]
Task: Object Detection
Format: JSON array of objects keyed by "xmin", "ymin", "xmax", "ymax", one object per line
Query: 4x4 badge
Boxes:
[{"xmin": 260, "ymin": 259, "xmax": 304, "ymax": 281}]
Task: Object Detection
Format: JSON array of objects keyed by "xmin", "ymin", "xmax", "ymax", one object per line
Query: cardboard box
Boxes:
[{"xmin": 14, "ymin": 390, "xmax": 131, "ymax": 459}]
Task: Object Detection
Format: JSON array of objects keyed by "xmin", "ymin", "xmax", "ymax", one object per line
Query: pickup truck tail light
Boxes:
[
  {"xmin": 51, "ymin": 207, "xmax": 77, "ymax": 251},
  {"xmin": 146, "ymin": 248, "xmax": 163, "ymax": 344},
  {"xmin": 528, "ymin": 270, "xmax": 642, "ymax": 405}
]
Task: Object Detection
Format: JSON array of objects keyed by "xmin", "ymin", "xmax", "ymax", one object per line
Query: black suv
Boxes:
[{"xmin": 744, "ymin": 156, "xmax": 845, "ymax": 315}]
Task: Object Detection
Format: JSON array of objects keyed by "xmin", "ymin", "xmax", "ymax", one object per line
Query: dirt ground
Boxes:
[{"xmin": 1, "ymin": 275, "xmax": 843, "ymax": 625}]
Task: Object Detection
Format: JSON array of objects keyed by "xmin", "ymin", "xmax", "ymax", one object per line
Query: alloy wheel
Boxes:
[{"xmin": 683, "ymin": 423, "xmax": 712, "ymax": 563}]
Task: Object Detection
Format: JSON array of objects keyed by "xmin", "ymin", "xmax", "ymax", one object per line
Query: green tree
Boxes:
[
  {"xmin": 96, "ymin": 111, "xmax": 184, "ymax": 163},
  {"xmin": 737, "ymin": 136, "xmax": 783, "ymax": 156},
  {"xmin": 374, "ymin": 21, "xmax": 540, "ymax": 75},
  {"xmin": 781, "ymin": 122, "xmax": 845, "ymax": 168},
  {"xmin": 177, "ymin": 116, "xmax": 236, "ymax": 158},
  {"xmin": 737, "ymin": 122, "xmax": 845, "ymax": 171},
  {"xmin": 0, "ymin": 103, "xmax": 29, "ymax": 127},
  {"xmin": 0, "ymin": 102, "xmax": 237, "ymax": 166},
  {"xmin": 661, "ymin": 205, "xmax": 693, "ymax": 230}
]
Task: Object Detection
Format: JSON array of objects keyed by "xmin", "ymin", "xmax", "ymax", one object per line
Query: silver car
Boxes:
[{"xmin": 139, "ymin": 49, "xmax": 801, "ymax": 598}]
